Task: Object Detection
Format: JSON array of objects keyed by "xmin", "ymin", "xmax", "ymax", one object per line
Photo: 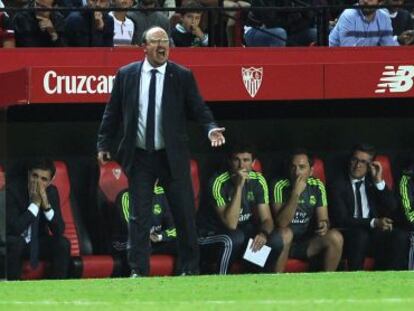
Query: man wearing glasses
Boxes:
[
  {"xmin": 329, "ymin": 144, "xmax": 408, "ymax": 270},
  {"xmin": 97, "ymin": 26, "xmax": 225, "ymax": 277}
]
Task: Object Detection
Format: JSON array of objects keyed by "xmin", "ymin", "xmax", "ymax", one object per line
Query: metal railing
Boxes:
[{"xmin": 1, "ymin": 3, "xmax": 414, "ymax": 47}]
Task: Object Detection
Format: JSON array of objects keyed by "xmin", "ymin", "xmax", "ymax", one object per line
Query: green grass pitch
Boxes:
[{"xmin": 1, "ymin": 272, "xmax": 414, "ymax": 310}]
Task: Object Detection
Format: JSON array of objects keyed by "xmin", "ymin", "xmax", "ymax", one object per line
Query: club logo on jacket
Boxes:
[
  {"xmin": 112, "ymin": 168, "xmax": 122, "ymax": 180},
  {"xmin": 242, "ymin": 67, "xmax": 263, "ymax": 98},
  {"xmin": 375, "ymin": 65, "xmax": 414, "ymax": 94}
]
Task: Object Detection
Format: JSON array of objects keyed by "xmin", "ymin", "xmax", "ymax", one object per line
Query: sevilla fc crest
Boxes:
[
  {"xmin": 112, "ymin": 168, "xmax": 122, "ymax": 180},
  {"xmin": 242, "ymin": 67, "xmax": 263, "ymax": 98}
]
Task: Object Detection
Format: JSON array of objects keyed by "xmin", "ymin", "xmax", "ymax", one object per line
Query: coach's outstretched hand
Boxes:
[{"xmin": 209, "ymin": 127, "xmax": 226, "ymax": 147}]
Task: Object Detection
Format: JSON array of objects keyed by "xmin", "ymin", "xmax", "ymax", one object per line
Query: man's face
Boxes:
[
  {"xmin": 114, "ymin": 0, "xmax": 133, "ymax": 8},
  {"xmin": 35, "ymin": 0, "xmax": 54, "ymax": 18},
  {"xmin": 230, "ymin": 152, "xmax": 254, "ymax": 173},
  {"xmin": 182, "ymin": 12, "xmax": 202, "ymax": 32},
  {"xmin": 360, "ymin": 0, "xmax": 380, "ymax": 15},
  {"xmin": 28, "ymin": 168, "xmax": 52, "ymax": 191},
  {"xmin": 349, "ymin": 150, "xmax": 373, "ymax": 179},
  {"xmin": 289, "ymin": 154, "xmax": 313, "ymax": 181},
  {"xmin": 88, "ymin": 0, "xmax": 110, "ymax": 8},
  {"xmin": 143, "ymin": 28, "xmax": 170, "ymax": 67}
]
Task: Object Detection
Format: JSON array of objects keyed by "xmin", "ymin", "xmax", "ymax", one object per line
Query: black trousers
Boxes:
[
  {"xmin": 6, "ymin": 235, "xmax": 71, "ymax": 280},
  {"xmin": 199, "ymin": 225, "xmax": 284, "ymax": 274},
  {"xmin": 127, "ymin": 149, "xmax": 199, "ymax": 275},
  {"xmin": 341, "ymin": 227, "xmax": 408, "ymax": 271}
]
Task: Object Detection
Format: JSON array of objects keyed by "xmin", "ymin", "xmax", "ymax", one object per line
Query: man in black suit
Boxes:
[
  {"xmin": 6, "ymin": 159, "xmax": 71, "ymax": 280},
  {"xmin": 97, "ymin": 26, "xmax": 225, "ymax": 277},
  {"xmin": 330, "ymin": 144, "xmax": 408, "ymax": 270}
]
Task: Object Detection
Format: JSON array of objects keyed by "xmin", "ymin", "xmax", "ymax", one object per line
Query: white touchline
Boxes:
[{"xmin": 1, "ymin": 298, "xmax": 414, "ymax": 305}]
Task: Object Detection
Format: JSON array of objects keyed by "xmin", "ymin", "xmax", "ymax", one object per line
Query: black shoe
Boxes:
[
  {"xmin": 180, "ymin": 270, "xmax": 200, "ymax": 276},
  {"xmin": 130, "ymin": 269, "xmax": 141, "ymax": 278}
]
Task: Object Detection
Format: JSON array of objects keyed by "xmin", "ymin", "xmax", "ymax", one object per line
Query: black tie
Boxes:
[
  {"xmin": 30, "ymin": 215, "xmax": 39, "ymax": 269},
  {"xmin": 355, "ymin": 181, "xmax": 363, "ymax": 218},
  {"xmin": 146, "ymin": 69, "xmax": 157, "ymax": 152}
]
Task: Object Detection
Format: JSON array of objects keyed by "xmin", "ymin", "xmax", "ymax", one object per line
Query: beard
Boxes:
[{"xmin": 361, "ymin": 7, "xmax": 377, "ymax": 16}]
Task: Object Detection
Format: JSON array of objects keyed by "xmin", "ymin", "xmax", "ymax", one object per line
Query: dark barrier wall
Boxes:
[{"xmin": 0, "ymin": 109, "xmax": 6, "ymax": 280}]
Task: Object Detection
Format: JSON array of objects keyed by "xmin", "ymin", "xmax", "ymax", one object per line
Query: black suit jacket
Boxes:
[
  {"xmin": 329, "ymin": 175, "xmax": 397, "ymax": 230},
  {"xmin": 97, "ymin": 60, "xmax": 218, "ymax": 178},
  {"xmin": 6, "ymin": 180, "xmax": 65, "ymax": 238}
]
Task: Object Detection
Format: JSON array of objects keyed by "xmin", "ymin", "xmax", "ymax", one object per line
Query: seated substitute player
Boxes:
[
  {"xmin": 398, "ymin": 158, "xmax": 414, "ymax": 269},
  {"xmin": 197, "ymin": 144, "xmax": 291, "ymax": 274},
  {"xmin": 272, "ymin": 149, "xmax": 343, "ymax": 271},
  {"xmin": 112, "ymin": 181, "xmax": 177, "ymax": 260}
]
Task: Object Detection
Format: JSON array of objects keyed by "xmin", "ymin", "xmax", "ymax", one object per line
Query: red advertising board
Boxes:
[
  {"xmin": 1, "ymin": 47, "xmax": 414, "ymax": 107},
  {"xmin": 27, "ymin": 64, "xmax": 324, "ymax": 104}
]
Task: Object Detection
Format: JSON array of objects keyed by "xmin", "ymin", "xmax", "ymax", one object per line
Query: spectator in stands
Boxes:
[
  {"xmin": 329, "ymin": 143, "xmax": 408, "ymax": 270},
  {"xmin": 246, "ymin": 0, "xmax": 318, "ymax": 47},
  {"xmin": 64, "ymin": 0, "xmax": 114, "ymax": 47},
  {"xmin": 128, "ymin": 0, "xmax": 170, "ymax": 45},
  {"xmin": 0, "ymin": 9, "xmax": 15, "ymax": 47},
  {"xmin": 55, "ymin": 0, "xmax": 84, "ymax": 17},
  {"xmin": 6, "ymin": 159, "xmax": 71, "ymax": 280},
  {"xmin": 109, "ymin": 0, "xmax": 135, "ymax": 46},
  {"xmin": 272, "ymin": 149, "xmax": 343, "ymax": 271},
  {"xmin": 382, "ymin": 0, "xmax": 414, "ymax": 44},
  {"xmin": 171, "ymin": 1, "xmax": 208, "ymax": 47},
  {"xmin": 244, "ymin": 0, "xmax": 287, "ymax": 47},
  {"xmin": 194, "ymin": 0, "xmax": 251, "ymax": 46},
  {"xmin": 197, "ymin": 144, "xmax": 290, "ymax": 274},
  {"xmin": 97, "ymin": 26, "xmax": 225, "ymax": 277},
  {"xmin": 159, "ymin": 0, "xmax": 176, "ymax": 19},
  {"xmin": 112, "ymin": 182, "xmax": 177, "ymax": 259},
  {"xmin": 329, "ymin": 0, "xmax": 402, "ymax": 46},
  {"xmin": 398, "ymin": 158, "xmax": 414, "ymax": 269},
  {"xmin": 12, "ymin": 0, "xmax": 66, "ymax": 47}
]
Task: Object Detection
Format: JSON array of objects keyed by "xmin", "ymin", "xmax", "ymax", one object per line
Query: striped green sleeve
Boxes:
[
  {"xmin": 273, "ymin": 179, "xmax": 290, "ymax": 204},
  {"xmin": 212, "ymin": 172, "xmax": 230, "ymax": 208},
  {"xmin": 400, "ymin": 175, "xmax": 414, "ymax": 223},
  {"xmin": 121, "ymin": 191, "xmax": 130, "ymax": 223},
  {"xmin": 161, "ymin": 228, "xmax": 177, "ymax": 241},
  {"xmin": 309, "ymin": 177, "xmax": 328, "ymax": 207},
  {"xmin": 154, "ymin": 186, "xmax": 165, "ymax": 195},
  {"xmin": 250, "ymin": 172, "xmax": 269, "ymax": 204}
]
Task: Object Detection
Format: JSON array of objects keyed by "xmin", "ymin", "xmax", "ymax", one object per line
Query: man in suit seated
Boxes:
[
  {"xmin": 6, "ymin": 159, "xmax": 71, "ymax": 280},
  {"xmin": 272, "ymin": 149, "xmax": 343, "ymax": 271},
  {"xmin": 330, "ymin": 144, "xmax": 408, "ymax": 270}
]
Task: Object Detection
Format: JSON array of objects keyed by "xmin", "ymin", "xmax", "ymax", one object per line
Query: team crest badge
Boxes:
[
  {"xmin": 309, "ymin": 195, "xmax": 317, "ymax": 206},
  {"xmin": 112, "ymin": 168, "xmax": 122, "ymax": 180},
  {"xmin": 153, "ymin": 204, "xmax": 162, "ymax": 215},
  {"xmin": 242, "ymin": 67, "xmax": 263, "ymax": 98}
]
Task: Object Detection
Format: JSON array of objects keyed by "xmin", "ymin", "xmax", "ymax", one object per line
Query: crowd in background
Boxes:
[{"xmin": 1, "ymin": 0, "xmax": 414, "ymax": 48}]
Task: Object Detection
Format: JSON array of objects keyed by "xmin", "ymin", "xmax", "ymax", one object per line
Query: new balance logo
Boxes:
[{"xmin": 375, "ymin": 65, "xmax": 414, "ymax": 94}]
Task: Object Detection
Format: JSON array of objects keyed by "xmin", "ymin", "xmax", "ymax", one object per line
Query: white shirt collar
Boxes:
[
  {"xmin": 350, "ymin": 176, "xmax": 365, "ymax": 185},
  {"xmin": 143, "ymin": 58, "xmax": 167, "ymax": 75}
]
